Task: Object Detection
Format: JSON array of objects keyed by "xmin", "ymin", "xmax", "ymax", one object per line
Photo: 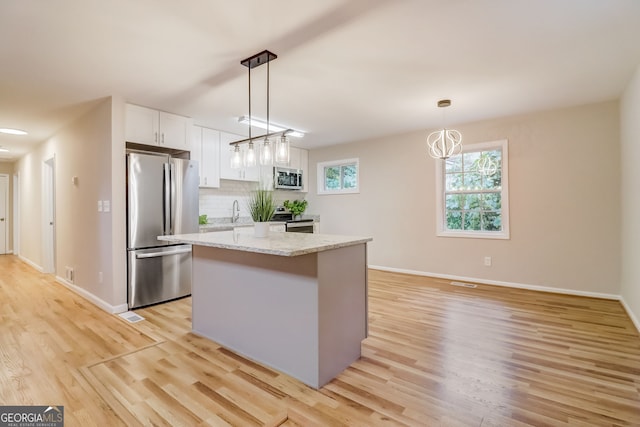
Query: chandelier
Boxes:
[
  {"xmin": 427, "ymin": 99, "xmax": 462, "ymax": 160},
  {"xmin": 230, "ymin": 50, "xmax": 297, "ymax": 169}
]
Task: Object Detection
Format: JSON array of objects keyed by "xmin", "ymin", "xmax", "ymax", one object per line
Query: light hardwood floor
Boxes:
[{"xmin": 1, "ymin": 254, "xmax": 639, "ymax": 426}]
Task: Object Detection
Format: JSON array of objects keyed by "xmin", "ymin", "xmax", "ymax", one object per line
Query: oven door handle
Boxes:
[{"xmin": 136, "ymin": 247, "xmax": 192, "ymax": 259}]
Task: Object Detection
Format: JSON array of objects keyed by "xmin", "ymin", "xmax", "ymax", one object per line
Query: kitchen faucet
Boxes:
[{"xmin": 232, "ymin": 199, "xmax": 240, "ymax": 223}]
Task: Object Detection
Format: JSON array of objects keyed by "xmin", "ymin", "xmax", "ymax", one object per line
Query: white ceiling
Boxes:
[{"xmin": 1, "ymin": 0, "xmax": 640, "ymax": 160}]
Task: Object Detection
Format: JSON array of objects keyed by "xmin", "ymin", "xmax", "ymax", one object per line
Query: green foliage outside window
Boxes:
[
  {"xmin": 444, "ymin": 149, "xmax": 502, "ymax": 232},
  {"xmin": 324, "ymin": 163, "xmax": 357, "ymax": 191}
]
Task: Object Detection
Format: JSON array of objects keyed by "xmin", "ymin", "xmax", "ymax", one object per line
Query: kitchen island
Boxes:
[{"xmin": 158, "ymin": 229, "xmax": 372, "ymax": 389}]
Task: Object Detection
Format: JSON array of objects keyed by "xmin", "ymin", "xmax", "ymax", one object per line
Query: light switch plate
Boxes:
[
  {"xmin": 97, "ymin": 200, "xmax": 103, "ymax": 212},
  {"xmin": 103, "ymin": 200, "xmax": 110, "ymax": 212}
]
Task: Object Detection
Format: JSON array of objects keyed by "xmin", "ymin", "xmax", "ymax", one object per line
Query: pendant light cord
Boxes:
[
  {"xmin": 266, "ymin": 59, "xmax": 270, "ymax": 136},
  {"xmin": 248, "ymin": 64, "xmax": 252, "ymax": 141}
]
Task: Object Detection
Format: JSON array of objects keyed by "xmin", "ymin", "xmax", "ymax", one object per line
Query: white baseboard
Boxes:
[
  {"xmin": 620, "ymin": 297, "xmax": 640, "ymax": 335},
  {"xmin": 55, "ymin": 276, "xmax": 129, "ymax": 314},
  {"xmin": 18, "ymin": 254, "xmax": 43, "ymax": 272},
  {"xmin": 368, "ymin": 265, "xmax": 621, "ymax": 300}
]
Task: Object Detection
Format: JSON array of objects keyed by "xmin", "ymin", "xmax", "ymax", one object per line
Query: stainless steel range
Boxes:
[{"xmin": 285, "ymin": 219, "xmax": 314, "ymax": 233}]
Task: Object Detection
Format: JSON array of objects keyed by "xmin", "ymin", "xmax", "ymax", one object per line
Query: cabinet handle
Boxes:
[
  {"xmin": 154, "ymin": 132, "xmax": 158, "ymax": 143},
  {"xmin": 204, "ymin": 177, "xmax": 207, "ymax": 185},
  {"xmin": 162, "ymin": 133, "xmax": 165, "ymax": 144}
]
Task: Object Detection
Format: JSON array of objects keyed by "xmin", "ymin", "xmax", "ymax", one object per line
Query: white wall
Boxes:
[
  {"xmin": 308, "ymin": 101, "xmax": 621, "ymax": 296},
  {"xmin": 620, "ymin": 65, "xmax": 640, "ymax": 330},
  {"xmin": 14, "ymin": 97, "xmax": 127, "ymax": 312}
]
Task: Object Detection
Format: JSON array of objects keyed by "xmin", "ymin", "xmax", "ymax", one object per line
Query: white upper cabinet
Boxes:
[
  {"xmin": 201, "ymin": 127, "xmax": 221, "ymax": 188},
  {"xmin": 126, "ymin": 104, "xmax": 192, "ymax": 150},
  {"xmin": 191, "ymin": 126, "xmax": 220, "ymax": 188}
]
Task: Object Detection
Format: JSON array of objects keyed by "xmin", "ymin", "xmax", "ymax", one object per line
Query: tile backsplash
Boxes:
[{"xmin": 199, "ymin": 180, "xmax": 306, "ymax": 221}]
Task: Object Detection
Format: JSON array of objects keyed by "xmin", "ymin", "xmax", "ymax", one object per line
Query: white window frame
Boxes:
[
  {"xmin": 435, "ymin": 139, "xmax": 510, "ymax": 239},
  {"xmin": 317, "ymin": 158, "xmax": 360, "ymax": 195}
]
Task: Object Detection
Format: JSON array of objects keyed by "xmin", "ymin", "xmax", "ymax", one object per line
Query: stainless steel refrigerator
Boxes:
[{"xmin": 126, "ymin": 151, "xmax": 199, "ymax": 309}]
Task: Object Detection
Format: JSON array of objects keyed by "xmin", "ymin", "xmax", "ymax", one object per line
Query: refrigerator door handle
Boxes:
[
  {"xmin": 169, "ymin": 162, "xmax": 177, "ymax": 235},
  {"xmin": 163, "ymin": 163, "xmax": 171, "ymax": 235},
  {"xmin": 135, "ymin": 247, "xmax": 192, "ymax": 259}
]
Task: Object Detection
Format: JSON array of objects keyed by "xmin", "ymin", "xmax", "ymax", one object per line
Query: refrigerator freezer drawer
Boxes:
[{"xmin": 128, "ymin": 245, "xmax": 192, "ymax": 309}]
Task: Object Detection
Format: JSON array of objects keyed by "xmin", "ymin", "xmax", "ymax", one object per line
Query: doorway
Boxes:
[
  {"xmin": 42, "ymin": 157, "xmax": 56, "ymax": 273},
  {"xmin": 0, "ymin": 174, "xmax": 8, "ymax": 254}
]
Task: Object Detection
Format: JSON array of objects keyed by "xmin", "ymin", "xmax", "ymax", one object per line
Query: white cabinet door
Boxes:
[
  {"xmin": 301, "ymin": 148, "xmax": 309, "ymax": 191},
  {"xmin": 126, "ymin": 104, "xmax": 159, "ymax": 145},
  {"xmin": 288, "ymin": 147, "xmax": 301, "ymax": 169},
  {"xmin": 159, "ymin": 111, "xmax": 192, "ymax": 150},
  {"xmin": 191, "ymin": 126, "xmax": 203, "ymax": 185},
  {"xmin": 125, "ymin": 104, "xmax": 191, "ymax": 149},
  {"xmin": 201, "ymin": 128, "xmax": 220, "ymax": 188}
]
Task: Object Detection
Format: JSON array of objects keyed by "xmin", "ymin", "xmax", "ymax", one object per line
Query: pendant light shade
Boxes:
[
  {"xmin": 244, "ymin": 141, "xmax": 257, "ymax": 167},
  {"xmin": 275, "ymin": 134, "xmax": 290, "ymax": 164},
  {"xmin": 260, "ymin": 138, "xmax": 274, "ymax": 165},
  {"xmin": 427, "ymin": 129, "xmax": 462, "ymax": 159},
  {"xmin": 230, "ymin": 144, "xmax": 242, "ymax": 169},
  {"xmin": 427, "ymin": 99, "xmax": 462, "ymax": 160}
]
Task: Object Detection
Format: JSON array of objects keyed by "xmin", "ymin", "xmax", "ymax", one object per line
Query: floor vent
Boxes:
[
  {"xmin": 118, "ymin": 311, "xmax": 145, "ymax": 323},
  {"xmin": 450, "ymin": 281, "xmax": 478, "ymax": 289}
]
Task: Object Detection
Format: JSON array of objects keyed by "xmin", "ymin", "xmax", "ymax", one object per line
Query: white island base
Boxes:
[{"xmin": 191, "ymin": 241, "xmax": 368, "ymax": 389}]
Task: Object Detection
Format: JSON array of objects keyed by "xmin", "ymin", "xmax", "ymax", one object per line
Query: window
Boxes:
[
  {"xmin": 317, "ymin": 158, "xmax": 359, "ymax": 195},
  {"xmin": 435, "ymin": 139, "xmax": 509, "ymax": 239}
]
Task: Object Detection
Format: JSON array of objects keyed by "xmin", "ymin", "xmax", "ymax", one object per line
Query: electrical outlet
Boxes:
[
  {"xmin": 65, "ymin": 266, "xmax": 74, "ymax": 283},
  {"xmin": 98, "ymin": 271, "xmax": 103, "ymax": 283},
  {"xmin": 97, "ymin": 200, "xmax": 103, "ymax": 212},
  {"xmin": 484, "ymin": 256, "xmax": 492, "ymax": 267}
]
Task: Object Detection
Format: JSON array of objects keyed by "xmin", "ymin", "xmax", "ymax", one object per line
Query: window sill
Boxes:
[{"xmin": 436, "ymin": 230, "xmax": 510, "ymax": 240}]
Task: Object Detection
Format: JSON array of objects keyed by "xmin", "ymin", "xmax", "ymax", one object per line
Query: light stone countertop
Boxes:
[{"xmin": 158, "ymin": 228, "xmax": 372, "ymax": 257}]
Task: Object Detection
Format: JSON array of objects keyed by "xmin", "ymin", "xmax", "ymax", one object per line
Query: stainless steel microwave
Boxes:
[{"xmin": 274, "ymin": 167, "xmax": 303, "ymax": 190}]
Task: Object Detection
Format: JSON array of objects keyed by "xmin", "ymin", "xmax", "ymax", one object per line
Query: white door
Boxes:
[
  {"xmin": 0, "ymin": 174, "xmax": 8, "ymax": 254},
  {"xmin": 42, "ymin": 158, "xmax": 55, "ymax": 273}
]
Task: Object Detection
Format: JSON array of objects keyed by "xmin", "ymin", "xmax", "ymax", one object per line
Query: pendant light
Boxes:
[
  {"xmin": 260, "ymin": 57, "xmax": 274, "ymax": 166},
  {"xmin": 244, "ymin": 141, "xmax": 257, "ymax": 167},
  {"xmin": 260, "ymin": 137, "xmax": 273, "ymax": 165},
  {"xmin": 275, "ymin": 134, "xmax": 290, "ymax": 164},
  {"xmin": 427, "ymin": 99, "xmax": 462, "ymax": 160},
  {"xmin": 230, "ymin": 144, "xmax": 242, "ymax": 169},
  {"xmin": 231, "ymin": 50, "xmax": 289, "ymax": 169}
]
